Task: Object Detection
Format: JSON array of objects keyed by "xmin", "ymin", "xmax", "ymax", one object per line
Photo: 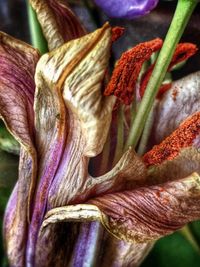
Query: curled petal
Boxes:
[
  {"xmin": 0, "ymin": 32, "xmax": 39, "ymax": 266},
  {"xmin": 29, "ymin": 0, "xmax": 86, "ymax": 50},
  {"xmin": 88, "ymin": 173, "xmax": 200, "ymax": 242},
  {"xmin": 94, "ymin": 0, "xmax": 159, "ymax": 19},
  {"xmin": 27, "ymin": 24, "xmax": 114, "ymax": 265},
  {"xmin": 42, "ymin": 173, "xmax": 200, "ymax": 243}
]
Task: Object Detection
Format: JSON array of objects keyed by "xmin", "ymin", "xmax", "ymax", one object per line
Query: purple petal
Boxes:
[
  {"xmin": 94, "ymin": 0, "xmax": 159, "ymax": 19},
  {"xmin": 26, "ymin": 24, "xmax": 114, "ymax": 266},
  {"xmin": 0, "ymin": 32, "xmax": 39, "ymax": 267}
]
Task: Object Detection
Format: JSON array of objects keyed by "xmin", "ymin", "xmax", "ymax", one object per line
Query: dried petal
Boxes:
[
  {"xmin": 26, "ymin": 24, "xmax": 115, "ymax": 266},
  {"xmin": 29, "ymin": 0, "xmax": 86, "ymax": 50},
  {"xmin": 42, "ymin": 172, "xmax": 200, "ymax": 243},
  {"xmin": 88, "ymin": 172, "xmax": 200, "ymax": 242},
  {"xmin": 0, "ymin": 32, "xmax": 39, "ymax": 266}
]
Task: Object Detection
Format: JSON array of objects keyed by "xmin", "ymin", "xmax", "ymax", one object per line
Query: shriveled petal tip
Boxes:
[
  {"xmin": 95, "ymin": 0, "xmax": 159, "ymax": 19},
  {"xmin": 88, "ymin": 172, "xmax": 200, "ymax": 243},
  {"xmin": 40, "ymin": 205, "xmax": 105, "ymax": 231},
  {"xmin": 29, "ymin": 0, "xmax": 86, "ymax": 50},
  {"xmin": 72, "ymin": 148, "xmax": 146, "ymax": 204},
  {"xmin": 143, "ymin": 112, "xmax": 200, "ymax": 167},
  {"xmin": 104, "ymin": 38, "xmax": 162, "ymax": 105},
  {"xmin": 36, "ymin": 23, "xmax": 114, "ymax": 156}
]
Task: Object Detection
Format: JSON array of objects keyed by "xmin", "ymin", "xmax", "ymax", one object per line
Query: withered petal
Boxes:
[
  {"xmin": 74, "ymin": 148, "xmax": 146, "ymax": 203},
  {"xmin": 41, "ymin": 207, "xmax": 153, "ymax": 267},
  {"xmin": 29, "ymin": 0, "xmax": 86, "ymax": 50},
  {"xmin": 87, "ymin": 172, "xmax": 200, "ymax": 243},
  {"xmin": 41, "ymin": 172, "xmax": 200, "ymax": 243},
  {"xmin": 0, "ymin": 31, "xmax": 39, "ymax": 149},
  {"xmin": 0, "ymin": 32, "xmax": 39, "ymax": 266},
  {"xmin": 27, "ymin": 24, "xmax": 114, "ymax": 266}
]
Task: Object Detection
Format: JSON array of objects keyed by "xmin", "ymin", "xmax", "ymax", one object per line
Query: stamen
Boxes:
[
  {"xmin": 140, "ymin": 43, "xmax": 197, "ymax": 98},
  {"xmin": 104, "ymin": 38, "xmax": 163, "ymax": 105},
  {"xmin": 111, "ymin": 27, "xmax": 125, "ymax": 42},
  {"xmin": 143, "ymin": 112, "xmax": 200, "ymax": 166}
]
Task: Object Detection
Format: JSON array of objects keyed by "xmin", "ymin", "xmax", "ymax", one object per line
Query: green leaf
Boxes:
[
  {"xmin": 0, "ymin": 122, "xmax": 20, "ymax": 155},
  {"xmin": 142, "ymin": 231, "xmax": 200, "ymax": 267},
  {"xmin": 0, "ymin": 149, "xmax": 18, "ymax": 265}
]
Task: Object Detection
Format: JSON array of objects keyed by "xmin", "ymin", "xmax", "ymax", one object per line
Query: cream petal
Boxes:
[{"xmin": 27, "ymin": 24, "xmax": 114, "ymax": 265}]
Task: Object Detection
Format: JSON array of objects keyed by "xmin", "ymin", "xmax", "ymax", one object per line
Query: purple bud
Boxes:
[{"xmin": 94, "ymin": 0, "xmax": 159, "ymax": 19}]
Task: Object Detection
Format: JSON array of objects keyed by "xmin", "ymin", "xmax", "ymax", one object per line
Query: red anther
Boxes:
[
  {"xmin": 143, "ymin": 112, "xmax": 200, "ymax": 167},
  {"xmin": 140, "ymin": 43, "xmax": 198, "ymax": 98},
  {"xmin": 104, "ymin": 38, "xmax": 163, "ymax": 105},
  {"xmin": 111, "ymin": 27, "xmax": 125, "ymax": 42}
]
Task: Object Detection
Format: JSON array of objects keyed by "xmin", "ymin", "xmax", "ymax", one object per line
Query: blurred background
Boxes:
[{"xmin": 1, "ymin": 0, "xmax": 200, "ymax": 266}]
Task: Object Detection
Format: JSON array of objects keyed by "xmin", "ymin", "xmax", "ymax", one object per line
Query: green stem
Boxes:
[
  {"xmin": 27, "ymin": 3, "xmax": 48, "ymax": 54},
  {"xmin": 137, "ymin": 102, "xmax": 156, "ymax": 156},
  {"xmin": 180, "ymin": 225, "xmax": 200, "ymax": 253},
  {"xmin": 125, "ymin": 0, "xmax": 198, "ymax": 150}
]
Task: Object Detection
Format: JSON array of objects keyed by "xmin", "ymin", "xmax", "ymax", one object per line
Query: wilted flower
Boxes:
[
  {"xmin": 94, "ymin": 0, "xmax": 159, "ymax": 19},
  {"xmin": 1, "ymin": 0, "xmax": 200, "ymax": 267}
]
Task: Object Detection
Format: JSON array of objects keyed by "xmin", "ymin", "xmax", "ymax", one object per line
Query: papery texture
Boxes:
[
  {"xmin": 94, "ymin": 0, "xmax": 159, "ymax": 19},
  {"xmin": 0, "ymin": 32, "xmax": 39, "ymax": 266},
  {"xmin": 29, "ymin": 0, "xmax": 86, "ymax": 50},
  {"xmin": 88, "ymin": 173, "xmax": 200, "ymax": 242},
  {"xmin": 42, "ymin": 172, "xmax": 200, "ymax": 243},
  {"xmin": 27, "ymin": 24, "xmax": 116, "ymax": 266}
]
